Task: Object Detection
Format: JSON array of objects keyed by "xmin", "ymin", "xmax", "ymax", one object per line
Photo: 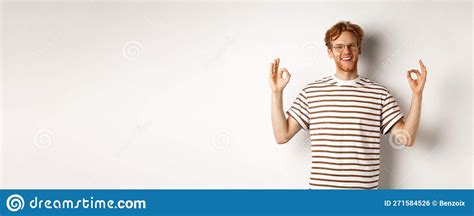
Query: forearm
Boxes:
[
  {"xmin": 271, "ymin": 91, "xmax": 289, "ymax": 143},
  {"xmin": 403, "ymin": 93, "xmax": 423, "ymax": 144}
]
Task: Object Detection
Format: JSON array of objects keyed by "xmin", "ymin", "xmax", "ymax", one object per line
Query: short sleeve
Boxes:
[
  {"xmin": 286, "ymin": 88, "xmax": 310, "ymax": 130},
  {"xmin": 380, "ymin": 90, "xmax": 404, "ymax": 135}
]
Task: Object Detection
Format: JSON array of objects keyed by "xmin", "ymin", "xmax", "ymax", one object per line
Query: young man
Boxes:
[{"xmin": 269, "ymin": 21, "xmax": 427, "ymax": 189}]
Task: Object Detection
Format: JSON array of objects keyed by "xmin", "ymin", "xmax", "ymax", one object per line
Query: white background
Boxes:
[{"xmin": 1, "ymin": 1, "xmax": 472, "ymax": 189}]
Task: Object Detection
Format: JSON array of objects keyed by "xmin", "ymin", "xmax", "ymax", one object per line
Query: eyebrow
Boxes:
[{"xmin": 333, "ymin": 43, "xmax": 357, "ymax": 46}]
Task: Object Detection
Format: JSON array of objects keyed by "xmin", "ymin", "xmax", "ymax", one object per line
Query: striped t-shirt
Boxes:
[{"xmin": 287, "ymin": 75, "xmax": 404, "ymax": 189}]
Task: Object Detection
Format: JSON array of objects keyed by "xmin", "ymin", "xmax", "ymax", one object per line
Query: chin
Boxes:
[
  {"xmin": 337, "ymin": 63, "xmax": 357, "ymax": 73},
  {"xmin": 342, "ymin": 67, "xmax": 357, "ymax": 72}
]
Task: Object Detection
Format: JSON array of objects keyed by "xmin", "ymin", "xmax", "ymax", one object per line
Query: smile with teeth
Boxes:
[{"xmin": 341, "ymin": 57, "xmax": 352, "ymax": 61}]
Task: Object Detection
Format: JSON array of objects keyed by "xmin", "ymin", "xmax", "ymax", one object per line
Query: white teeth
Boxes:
[{"xmin": 342, "ymin": 57, "xmax": 352, "ymax": 60}]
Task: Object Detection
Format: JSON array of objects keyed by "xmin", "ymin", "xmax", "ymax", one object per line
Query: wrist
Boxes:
[
  {"xmin": 412, "ymin": 92, "xmax": 423, "ymax": 99},
  {"xmin": 272, "ymin": 90, "xmax": 283, "ymax": 95}
]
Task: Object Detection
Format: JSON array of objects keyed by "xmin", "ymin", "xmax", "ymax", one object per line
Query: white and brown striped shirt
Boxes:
[{"xmin": 287, "ymin": 75, "xmax": 404, "ymax": 189}]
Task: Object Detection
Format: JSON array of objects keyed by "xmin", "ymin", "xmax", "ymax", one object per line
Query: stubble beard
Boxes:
[{"xmin": 336, "ymin": 57, "xmax": 358, "ymax": 73}]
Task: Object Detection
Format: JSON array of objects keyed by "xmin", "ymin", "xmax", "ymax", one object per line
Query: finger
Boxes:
[
  {"xmin": 414, "ymin": 70, "xmax": 421, "ymax": 77},
  {"xmin": 419, "ymin": 70, "xmax": 427, "ymax": 83},
  {"xmin": 422, "ymin": 69, "xmax": 427, "ymax": 82},
  {"xmin": 279, "ymin": 68, "xmax": 288, "ymax": 79},
  {"xmin": 407, "ymin": 71, "xmax": 416, "ymax": 82},
  {"xmin": 420, "ymin": 60, "xmax": 427, "ymax": 79},
  {"xmin": 284, "ymin": 72, "xmax": 291, "ymax": 83},
  {"xmin": 273, "ymin": 59, "xmax": 278, "ymax": 73},
  {"xmin": 275, "ymin": 58, "xmax": 279, "ymax": 72},
  {"xmin": 282, "ymin": 68, "xmax": 290, "ymax": 80},
  {"xmin": 272, "ymin": 59, "xmax": 277, "ymax": 73},
  {"xmin": 269, "ymin": 63, "xmax": 275, "ymax": 77},
  {"xmin": 419, "ymin": 59, "xmax": 426, "ymax": 70},
  {"xmin": 276, "ymin": 58, "xmax": 280, "ymax": 71},
  {"xmin": 407, "ymin": 70, "xmax": 418, "ymax": 80}
]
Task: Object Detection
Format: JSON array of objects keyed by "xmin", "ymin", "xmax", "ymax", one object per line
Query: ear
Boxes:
[
  {"xmin": 358, "ymin": 47, "xmax": 362, "ymax": 55},
  {"xmin": 327, "ymin": 48, "xmax": 334, "ymax": 59}
]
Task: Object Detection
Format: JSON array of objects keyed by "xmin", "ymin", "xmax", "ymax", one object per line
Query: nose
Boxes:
[{"xmin": 342, "ymin": 46, "xmax": 352, "ymax": 54}]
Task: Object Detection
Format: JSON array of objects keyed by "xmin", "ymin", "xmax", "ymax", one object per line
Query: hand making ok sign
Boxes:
[{"xmin": 407, "ymin": 60, "xmax": 428, "ymax": 96}]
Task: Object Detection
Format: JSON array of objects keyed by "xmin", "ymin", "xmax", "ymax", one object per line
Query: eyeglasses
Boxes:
[{"xmin": 331, "ymin": 44, "xmax": 359, "ymax": 52}]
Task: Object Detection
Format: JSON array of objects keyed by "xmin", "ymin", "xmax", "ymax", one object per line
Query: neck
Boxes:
[{"xmin": 335, "ymin": 69, "xmax": 359, "ymax": 80}]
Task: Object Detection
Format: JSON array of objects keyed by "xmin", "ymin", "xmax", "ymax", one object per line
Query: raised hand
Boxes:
[
  {"xmin": 407, "ymin": 60, "xmax": 428, "ymax": 96},
  {"xmin": 269, "ymin": 58, "xmax": 291, "ymax": 93}
]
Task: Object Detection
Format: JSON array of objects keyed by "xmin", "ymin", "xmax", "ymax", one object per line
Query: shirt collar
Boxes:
[{"xmin": 331, "ymin": 74, "xmax": 361, "ymax": 86}]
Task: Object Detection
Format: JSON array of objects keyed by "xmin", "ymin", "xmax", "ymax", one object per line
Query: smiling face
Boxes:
[{"xmin": 327, "ymin": 31, "xmax": 361, "ymax": 73}]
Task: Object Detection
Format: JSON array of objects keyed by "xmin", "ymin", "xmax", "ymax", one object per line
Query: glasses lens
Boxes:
[{"xmin": 333, "ymin": 46, "xmax": 343, "ymax": 52}]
